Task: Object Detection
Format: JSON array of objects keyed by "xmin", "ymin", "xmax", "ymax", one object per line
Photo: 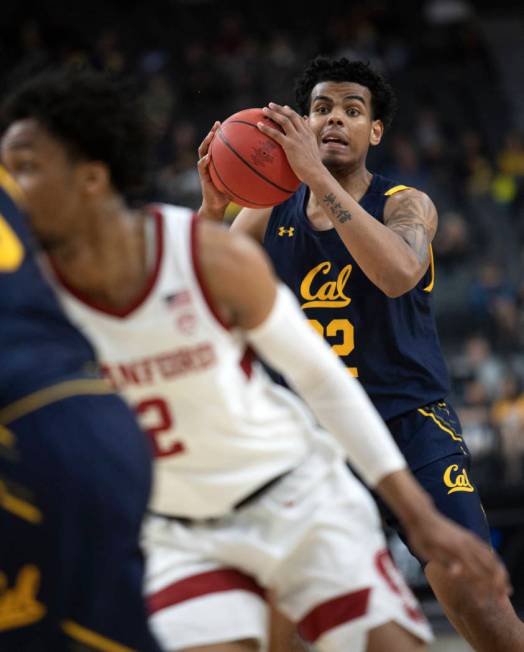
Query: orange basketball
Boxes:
[{"xmin": 209, "ymin": 108, "xmax": 300, "ymax": 208}]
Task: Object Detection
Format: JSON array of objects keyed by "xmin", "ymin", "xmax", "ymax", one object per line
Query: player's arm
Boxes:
[
  {"xmin": 257, "ymin": 103, "xmax": 437, "ymax": 297},
  {"xmin": 199, "ymin": 219, "xmax": 405, "ymax": 481},
  {"xmin": 196, "ymin": 122, "xmax": 271, "ymax": 243},
  {"xmin": 198, "ymin": 220, "xmax": 509, "ymax": 598}
]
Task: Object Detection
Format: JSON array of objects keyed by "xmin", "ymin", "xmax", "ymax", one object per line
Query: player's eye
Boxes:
[
  {"xmin": 347, "ymin": 108, "xmax": 361, "ymax": 117},
  {"xmin": 14, "ymin": 160, "xmax": 36, "ymax": 173}
]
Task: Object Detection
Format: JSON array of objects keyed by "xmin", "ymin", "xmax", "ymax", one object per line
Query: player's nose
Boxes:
[{"xmin": 327, "ymin": 109, "xmax": 345, "ymax": 126}]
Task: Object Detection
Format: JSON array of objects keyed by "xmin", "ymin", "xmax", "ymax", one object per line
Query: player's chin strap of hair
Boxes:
[{"xmin": 246, "ymin": 284, "xmax": 406, "ymax": 488}]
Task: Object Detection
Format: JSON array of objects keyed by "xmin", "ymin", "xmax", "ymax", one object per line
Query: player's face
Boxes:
[
  {"xmin": 307, "ymin": 81, "xmax": 383, "ymax": 172},
  {"xmin": 1, "ymin": 119, "xmax": 86, "ymax": 249}
]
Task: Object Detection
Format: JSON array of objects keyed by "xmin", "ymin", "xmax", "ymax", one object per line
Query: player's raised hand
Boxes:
[
  {"xmin": 257, "ymin": 103, "xmax": 326, "ymax": 184},
  {"xmin": 197, "ymin": 121, "xmax": 230, "ymax": 221},
  {"xmin": 405, "ymin": 509, "xmax": 511, "ymax": 602}
]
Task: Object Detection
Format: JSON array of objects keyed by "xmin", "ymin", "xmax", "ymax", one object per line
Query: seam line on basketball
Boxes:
[
  {"xmin": 209, "ymin": 158, "xmax": 271, "ymax": 207},
  {"xmin": 217, "ymin": 127, "xmax": 296, "ymax": 194}
]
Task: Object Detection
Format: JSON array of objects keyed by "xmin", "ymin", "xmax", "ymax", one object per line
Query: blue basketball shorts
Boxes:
[
  {"xmin": 378, "ymin": 399, "xmax": 491, "ymax": 563},
  {"xmin": 0, "ymin": 379, "xmax": 161, "ymax": 651}
]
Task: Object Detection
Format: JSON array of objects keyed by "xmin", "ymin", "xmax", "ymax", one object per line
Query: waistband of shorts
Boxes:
[
  {"xmin": 148, "ymin": 469, "xmax": 292, "ymax": 525},
  {"xmin": 386, "ymin": 398, "xmax": 448, "ymax": 430}
]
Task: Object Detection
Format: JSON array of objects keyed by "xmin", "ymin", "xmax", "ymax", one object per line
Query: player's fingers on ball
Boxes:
[
  {"xmin": 257, "ymin": 121, "xmax": 284, "ymax": 142},
  {"xmin": 263, "ymin": 104, "xmax": 295, "ymax": 132},
  {"xmin": 198, "ymin": 132, "xmax": 215, "ymax": 157},
  {"xmin": 282, "ymin": 104, "xmax": 303, "ymax": 129},
  {"xmin": 197, "ymin": 156, "xmax": 212, "ymax": 178},
  {"xmin": 269, "ymin": 102, "xmax": 296, "ymax": 118},
  {"xmin": 262, "ymin": 106, "xmax": 286, "ymax": 126}
]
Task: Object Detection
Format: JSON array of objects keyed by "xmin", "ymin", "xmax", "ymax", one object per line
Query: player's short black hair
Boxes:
[
  {"xmin": 1, "ymin": 67, "xmax": 150, "ymax": 196},
  {"xmin": 294, "ymin": 56, "xmax": 397, "ymax": 130}
]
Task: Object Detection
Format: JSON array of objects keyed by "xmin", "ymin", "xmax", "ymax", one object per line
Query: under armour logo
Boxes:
[{"xmin": 278, "ymin": 227, "xmax": 295, "ymax": 237}]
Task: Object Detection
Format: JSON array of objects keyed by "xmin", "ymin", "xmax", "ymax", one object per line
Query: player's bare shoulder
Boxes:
[
  {"xmin": 196, "ymin": 220, "xmax": 277, "ymax": 329},
  {"xmin": 383, "ymin": 188, "xmax": 438, "ymax": 266},
  {"xmin": 230, "ymin": 206, "xmax": 273, "ymax": 244}
]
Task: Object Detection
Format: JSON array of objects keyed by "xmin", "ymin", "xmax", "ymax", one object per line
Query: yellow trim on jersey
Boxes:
[
  {"xmin": 62, "ymin": 620, "xmax": 136, "ymax": 652},
  {"xmin": 0, "ymin": 166, "xmax": 26, "ymax": 271},
  {"xmin": 423, "ymin": 245, "xmax": 435, "ymax": 293},
  {"xmin": 0, "ymin": 479, "xmax": 42, "ymax": 524},
  {"xmin": 382, "ymin": 183, "xmax": 435, "ymax": 292},
  {"xmin": 0, "ymin": 212, "xmax": 24, "ymax": 272},
  {"xmin": 0, "ymin": 379, "xmax": 113, "ymax": 425},
  {"xmin": 0, "ymin": 166, "xmax": 25, "ymax": 205},
  {"xmin": 0, "ymin": 426, "xmax": 14, "ymax": 448},
  {"xmin": 384, "ymin": 184, "xmax": 411, "ymax": 196},
  {"xmin": 417, "ymin": 407, "xmax": 462, "ymax": 442}
]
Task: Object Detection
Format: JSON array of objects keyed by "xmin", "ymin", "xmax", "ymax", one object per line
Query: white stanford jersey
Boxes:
[{"xmin": 51, "ymin": 205, "xmax": 318, "ymax": 518}]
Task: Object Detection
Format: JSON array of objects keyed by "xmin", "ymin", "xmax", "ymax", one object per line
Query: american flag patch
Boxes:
[{"xmin": 164, "ymin": 290, "xmax": 191, "ymax": 309}]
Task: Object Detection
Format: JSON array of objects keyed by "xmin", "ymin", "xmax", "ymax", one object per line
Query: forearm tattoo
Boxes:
[
  {"xmin": 385, "ymin": 194, "xmax": 434, "ymax": 265},
  {"xmin": 323, "ymin": 193, "xmax": 352, "ymax": 223}
]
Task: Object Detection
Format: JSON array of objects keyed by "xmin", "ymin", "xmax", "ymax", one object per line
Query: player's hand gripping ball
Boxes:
[{"xmin": 209, "ymin": 108, "xmax": 300, "ymax": 208}]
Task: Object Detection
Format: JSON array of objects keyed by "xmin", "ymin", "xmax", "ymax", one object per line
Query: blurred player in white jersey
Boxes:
[{"xmin": 1, "ymin": 68, "xmax": 510, "ymax": 652}]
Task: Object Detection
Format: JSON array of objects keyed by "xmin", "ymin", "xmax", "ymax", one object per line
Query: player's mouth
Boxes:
[{"xmin": 320, "ymin": 132, "xmax": 349, "ymax": 151}]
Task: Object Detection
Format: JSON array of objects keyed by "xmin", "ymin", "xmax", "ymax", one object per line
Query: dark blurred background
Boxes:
[{"xmin": 2, "ymin": 0, "xmax": 524, "ymax": 630}]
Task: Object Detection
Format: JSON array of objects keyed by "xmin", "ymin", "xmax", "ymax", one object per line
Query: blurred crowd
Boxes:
[{"xmin": 2, "ymin": 0, "xmax": 524, "ymax": 492}]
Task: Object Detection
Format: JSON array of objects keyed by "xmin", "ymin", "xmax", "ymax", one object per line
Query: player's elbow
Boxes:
[
  {"xmin": 382, "ymin": 284, "xmax": 410, "ymax": 299},
  {"xmin": 382, "ymin": 285, "xmax": 405, "ymax": 298},
  {"xmin": 380, "ymin": 268, "xmax": 419, "ymax": 298}
]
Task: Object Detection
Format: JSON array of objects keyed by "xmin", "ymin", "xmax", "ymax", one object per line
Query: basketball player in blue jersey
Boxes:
[
  {"xmin": 0, "ymin": 171, "xmax": 160, "ymax": 650},
  {"xmin": 198, "ymin": 57, "xmax": 524, "ymax": 651}
]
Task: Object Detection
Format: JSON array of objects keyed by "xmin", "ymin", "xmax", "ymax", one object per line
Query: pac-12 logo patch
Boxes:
[{"xmin": 443, "ymin": 464, "xmax": 474, "ymax": 494}]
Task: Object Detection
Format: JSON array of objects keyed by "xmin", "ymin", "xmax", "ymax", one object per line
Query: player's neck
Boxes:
[
  {"xmin": 48, "ymin": 200, "xmax": 150, "ymax": 310},
  {"xmin": 333, "ymin": 166, "xmax": 373, "ymax": 199}
]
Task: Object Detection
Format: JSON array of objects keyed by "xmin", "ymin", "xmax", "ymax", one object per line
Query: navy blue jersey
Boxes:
[
  {"xmin": 0, "ymin": 383, "xmax": 161, "ymax": 651},
  {"xmin": 263, "ymin": 173, "xmax": 450, "ymax": 421},
  {"xmin": 0, "ymin": 168, "xmax": 96, "ymax": 407}
]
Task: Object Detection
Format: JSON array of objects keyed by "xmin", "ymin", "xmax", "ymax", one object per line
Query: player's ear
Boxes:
[
  {"xmin": 370, "ymin": 120, "xmax": 383, "ymax": 147},
  {"xmin": 79, "ymin": 162, "xmax": 111, "ymax": 195}
]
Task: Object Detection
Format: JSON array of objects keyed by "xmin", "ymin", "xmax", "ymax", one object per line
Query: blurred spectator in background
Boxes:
[
  {"xmin": 451, "ymin": 334, "xmax": 506, "ymax": 402},
  {"xmin": 156, "ymin": 119, "xmax": 201, "ymax": 206},
  {"xmin": 432, "ymin": 210, "xmax": 475, "ymax": 338},
  {"xmin": 469, "ymin": 261, "xmax": 518, "ymax": 350},
  {"xmin": 491, "ymin": 373, "xmax": 524, "ymax": 485}
]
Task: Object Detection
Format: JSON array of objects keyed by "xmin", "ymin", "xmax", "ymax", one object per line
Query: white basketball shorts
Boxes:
[{"xmin": 143, "ymin": 450, "xmax": 433, "ymax": 651}]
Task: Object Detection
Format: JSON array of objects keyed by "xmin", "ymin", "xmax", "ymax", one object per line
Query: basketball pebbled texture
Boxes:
[{"xmin": 209, "ymin": 108, "xmax": 300, "ymax": 208}]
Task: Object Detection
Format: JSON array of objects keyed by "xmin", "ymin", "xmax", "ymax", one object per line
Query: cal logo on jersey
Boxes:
[
  {"xmin": 443, "ymin": 464, "xmax": 474, "ymax": 494},
  {"xmin": 300, "ymin": 261, "xmax": 352, "ymax": 309},
  {"xmin": 278, "ymin": 226, "xmax": 294, "ymax": 237}
]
